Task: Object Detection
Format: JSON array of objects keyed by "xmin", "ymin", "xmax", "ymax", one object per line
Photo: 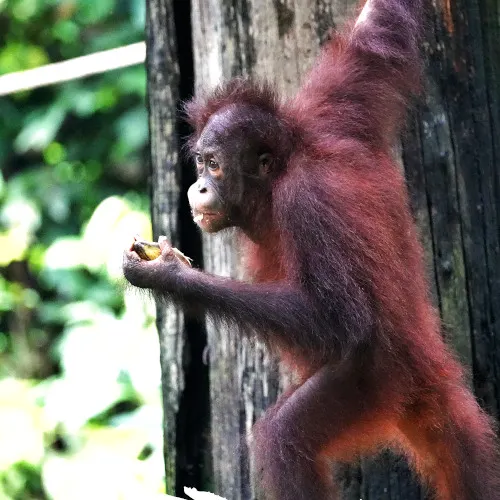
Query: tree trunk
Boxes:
[
  {"xmin": 146, "ymin": 0, "xmax": 210, "ymax": 496},
  {"xmin": 146, "ymin": 0, "xmax": 500, "ymax": 498},
  {"xmin": 408, "ymin": 0, "xmax": 500, "ymax": 419},
  {"xmin": 145, "ymin": 0, "xmax": 183, "ymax": 493}
]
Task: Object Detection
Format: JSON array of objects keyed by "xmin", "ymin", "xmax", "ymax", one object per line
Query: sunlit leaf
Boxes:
[
  {"xmin": 43, "ymin": 376, "xmax": 124, "ymax": 431},
  {"xmin": 44, "ymin": 237, "xmax": 86, "ymax": 269},
  {"xmin": 1, "ymin": 195, "xmax": 41, "ymax": 233},
  {"xmin": 0, "ymin": 379, "xmax": 46, "ymax": 469},
  {"xmin": 82, "ymin": 196, "xmax": 151, "ymax": 275},
  {"xmin": 0, "ymin": 228, "xmax": 30, "ymax": 265},
  {"xmin": 42, "ymin": 425, "xmax": 165, "ymax": 499}
]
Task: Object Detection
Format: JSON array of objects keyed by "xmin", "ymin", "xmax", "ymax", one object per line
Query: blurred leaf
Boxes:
[
  {"xmin": 42, "ymin": 424, "xmax": 165, "ymax": 500},
  {"xmin": 14, "ymin": 103, "xmax": 67, "ymax": 153},
  {"xmin": 112, "ymin": 107, "xmax": 148, "ymax": 161},
  {"xmin": 116, "ymin": 66, "xmax": 146, "ymax": 97},
  {"xmin": 43, "ymin": 376, "xmax": 125, "ymax": 431},
  {"xmin": 0, "ymin": 276, "xmax": 16, "ymax": 311},
  {"xmin": 86, "ymin": 24, "xmax": 143, "ymax": 53},
  {"xmin": 38, "ymin": 268, "xmax": 94, "ymax": 299},
  {"xmin": 63, "ymin": 85, "xmax": 96, "ymax": 117},
  {"xmin": 82, "ymin": 195, "xmax": 151, "ymax": 275},
  {"xmin": 130, "ymin": 0, "xmax": 145, "ymax": 28},
  {"xmin": 0, "ymin": 196, "xmax": 40, "ymax": 233},
  {"xmin": 94, "ymin": 86, "xmax": 118, "ymax": 110},
  {"xmin": 11, "ymin": 0, "xmax": 39, "ymax": 21},
  {"xmin": 0, "ymin": 461, "xmax": 46, "ymax": 500},
  {"xmin": 0, "ymin": 195, "xmax": 40, "ymax": 265},
  {"xmin": 44, "ymin": 237, "xmax": 86, "ymax": 269},
  {"xmin": 76, "ymin": 0, "xmax": 115, "ymax": 24},
  {"xmin": 0, "ymin": 333, "xmax": 8, "ymax": 353},
  {"xmin": 52, "ymin": 19, "xmax": 80, "ymax": 44},
  {"xmin": 0, "ymin": 228, "xmax": 30, "ymax": 265},
  {"xmin": 43, "ymin": 142, "xmax": 66, "ymax": 165},
  {"xmin": 0, "ymin": 43, "xmax": 49, "ymax": 74},
  {"xmin": 27, "ymin": 243, "xmax": 45, "ymax": 272},
  {"xmin": 0, "ymin": 379, "xmax": 46, "ymax": 469}
]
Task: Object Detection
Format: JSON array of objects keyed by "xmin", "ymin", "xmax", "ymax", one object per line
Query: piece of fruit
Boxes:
[
  {"xmin": 132, "ymin": 236, "xmax": 192, "ymax": 266},
  {"xmin": 132, "ymin": 239, "xmax": 161, "ymax": 261}
]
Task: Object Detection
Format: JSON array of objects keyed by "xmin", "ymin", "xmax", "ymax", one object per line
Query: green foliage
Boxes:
[
  {"xmin": 0, "ymin": 461, "xmax": 46, "ymax": 500},
  {"xmin": 0, "ymin": 0, "xmax": 165, "ymax": 498}
]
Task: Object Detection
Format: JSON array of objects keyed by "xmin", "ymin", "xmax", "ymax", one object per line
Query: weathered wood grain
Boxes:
[
  {"xmin": 408, "ymin": 0, "xmax": 500, "ymax": 416},
  {"xmin": 145, "ymin": 0, "xmax": 184, "ymax": 493}
]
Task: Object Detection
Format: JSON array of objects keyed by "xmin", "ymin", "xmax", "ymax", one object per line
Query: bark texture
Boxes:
[
  {"xmin": 145, "ymin": 0, "xmax": 183, "ymax": 493},
  {"xmin": 146, "ymin": 0, "xmax": 210, "ymax": 495}
]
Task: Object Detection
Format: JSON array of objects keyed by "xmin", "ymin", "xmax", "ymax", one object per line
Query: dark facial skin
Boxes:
[{"xmin": 187, "ymin": 107, "xmax": 274, "ymax": 235}]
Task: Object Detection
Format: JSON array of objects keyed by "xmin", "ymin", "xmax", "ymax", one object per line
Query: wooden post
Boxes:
[
  {"xmin": 405, "ymin": 0, "xmax": 500, "ymax": 416},
  {"xmin": 145, "ymin": 0, "xmax": 184, "ymax": 494}
]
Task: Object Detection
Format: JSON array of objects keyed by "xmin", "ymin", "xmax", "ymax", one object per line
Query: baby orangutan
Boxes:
[{"xmin": 124, "ymin": 1, "xmax": 500, "ymax": 498}]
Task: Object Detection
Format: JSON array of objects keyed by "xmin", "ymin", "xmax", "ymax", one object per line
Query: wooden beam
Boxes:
[{"xmin": 0, "ymin": 42, "xmax": 145, "ymax": 96}]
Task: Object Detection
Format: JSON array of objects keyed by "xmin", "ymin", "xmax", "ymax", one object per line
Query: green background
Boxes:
[{"xmin": 0, "ymin": 0, "xmax": 164, "ymax": 498}]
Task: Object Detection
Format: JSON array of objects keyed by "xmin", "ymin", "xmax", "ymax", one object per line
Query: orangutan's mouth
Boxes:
[{"xmin": 192, "ymin": 211, "xmax": 223, "ymax": 224}]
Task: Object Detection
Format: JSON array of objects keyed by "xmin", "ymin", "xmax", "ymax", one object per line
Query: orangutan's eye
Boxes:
[{"xmin": 208, "ymin": 159, "xmax": 219, "ymax": 171}]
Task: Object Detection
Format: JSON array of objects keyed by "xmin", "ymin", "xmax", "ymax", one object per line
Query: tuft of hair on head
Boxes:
[{"xmin": 183, "ymin": 78, "xmax": 282, "ymax": 135}]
